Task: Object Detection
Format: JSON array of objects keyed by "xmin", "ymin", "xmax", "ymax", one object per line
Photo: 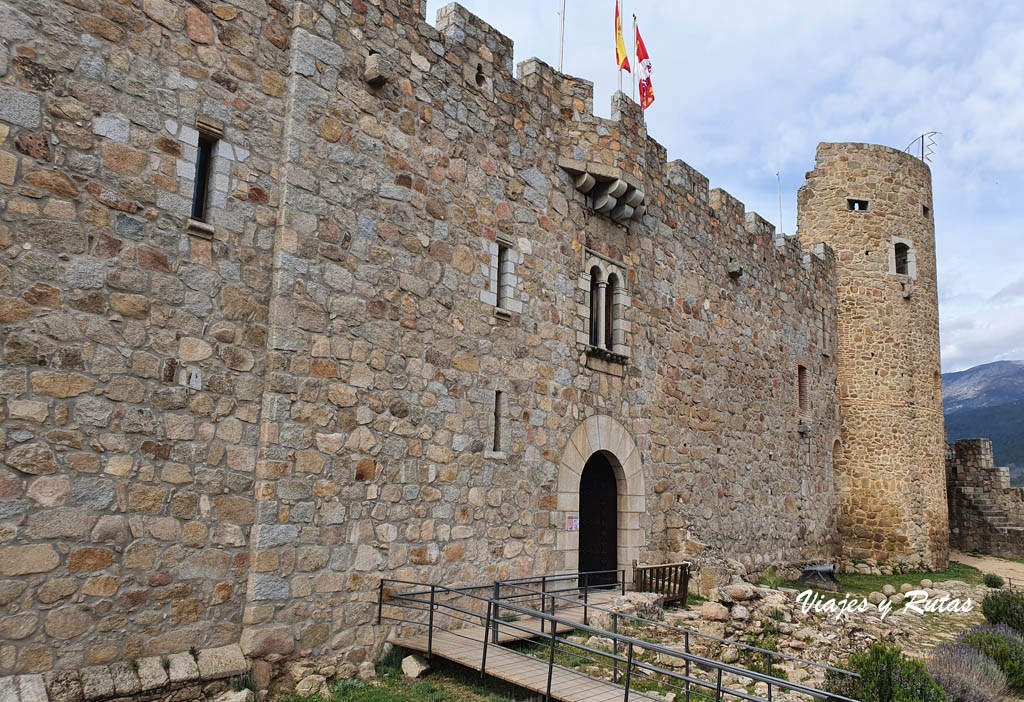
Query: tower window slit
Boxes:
[
  {"xmin": 492, "ymin": 390, "xmax": 503, "ymax": 452},
  {"xmin": 798, "ymin": 364, "xmax": 810, "ymax": 413},
  {"xmin": 191, "ymin": 135, "xmax": 217, "ymax": 222}
]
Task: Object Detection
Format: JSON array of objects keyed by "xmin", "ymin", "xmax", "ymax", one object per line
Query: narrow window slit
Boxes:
[
  {"xmin": 191, "ymin": 135, "xmax": 217, "ymax": 222},
  {"xmin": 798, "ymin": 364, "xmax": 810, "ymax": 413},
  {"xmin": 492, "ymin": 390, "xmax": 503, "ymax": 452},
  {"xmin": 496, "ymin": 243, "xmax": 509, "ymax": 309}
]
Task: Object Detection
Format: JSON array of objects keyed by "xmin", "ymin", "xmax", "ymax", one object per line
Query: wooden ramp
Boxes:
[
  {"xmin": 490, "ymin": 590, "xmax": 617, "ymax": 644},
  {"xmin": 389, "ymin": 590, "xmax": 660, "ymax": 702},
  {"xmin": 390, "ymin": 629, "xmax": 659, "ymax": 702}
]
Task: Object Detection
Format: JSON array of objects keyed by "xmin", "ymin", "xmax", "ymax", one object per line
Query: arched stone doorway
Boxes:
[
  {"xmin": 555, "ymin": 415, "xmax": 645, "ymax": 579},
  {"xmin": 579, "ymin": 452, "xmax": 618, "ymax": 585}
]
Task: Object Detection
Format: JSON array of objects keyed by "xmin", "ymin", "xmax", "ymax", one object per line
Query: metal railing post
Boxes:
[
  {"xmin": 427, "ymin": 584, "xmax": 436, "ymax": 657},
  {"xmin": 623, "ymin": 641, "xmax": 633, "ymax": 701},
  {"xmin": 621, "ymin": 568, "xmax": 626, "ymax": 595},
  {"xmin": 492, "ymin": 582, "xmax": 500, "ymax": 644},
  {"xmin": 540, "ymin": 576, "xmax": 547, "ymax": 634},
  {"xmin": 546, "ymin": 619, "xmax": 557, "ymax": 702},
  {"xmin": 684, "ymin": 630, "xmax": 691, "ymax": 702},
  {"xmin": 612, "ymin": 613, "xmax": 619, "ymax": 683},
  {"xmin": 480, "ymin": 599, "xmax": 492, "ymax": 677},
  {"xmin": 715, "ymin": 668, "xmax": 723, "ymax": 701},
  {"xmin": 376, "ymin": 579, "xmax": 384, "ymax": 625},
  {"xmin": 767, "ymin": 681, "xmax": 772, "ymax": 701}
]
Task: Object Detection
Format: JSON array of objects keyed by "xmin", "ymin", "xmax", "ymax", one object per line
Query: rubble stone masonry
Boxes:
[
  {"xmin": 798, "ymin": 143, "xmax": 948, "ymax": 569},
  {"xmin": 0, "ymin": 0, "xmax": 943, "ymax": 679},
  {"xmin": 947, "ymin": 439, "xmax": 1024, "ymax": 559}
]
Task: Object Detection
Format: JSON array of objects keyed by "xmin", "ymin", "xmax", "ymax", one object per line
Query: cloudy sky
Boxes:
[{"xmin": 426, "ymin": 0, "xmax": 1024, "ymax": 372}]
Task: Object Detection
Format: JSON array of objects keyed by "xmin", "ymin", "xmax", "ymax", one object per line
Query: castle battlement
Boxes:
[{"xmin": 426, "ymin": 2, "xmax": 828, "ymax": 280}]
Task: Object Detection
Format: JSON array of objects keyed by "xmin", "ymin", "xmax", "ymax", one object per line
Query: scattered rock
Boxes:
[
  {"xmin": 295, "ymin": 674, "xmax": 328, "ymax": 697},
  {"xmin": 357, "ymin": 661, "xmax": 376, "ymax": 682},
  {"xmin": 584, "ymin": 635, "xmax": 614, "ymax": 652},
  {"xmin": 213, "ymin": 690, "xmax": 254, "ymax": 702},
  {"xmin": 401, "ymin": 654, "xmax": 430, "ymax": 679},
  {"xmin": 699, "ymin": 602, "xmax": 729, "ymax": 622}
]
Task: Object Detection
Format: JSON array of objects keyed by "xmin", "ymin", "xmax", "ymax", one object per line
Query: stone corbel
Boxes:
[{"xmin": 559, "ymin": 157, "xmax": 646, "ymax": 222}]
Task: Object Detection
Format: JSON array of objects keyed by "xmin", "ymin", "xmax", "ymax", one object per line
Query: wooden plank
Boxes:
[
  {"xmin": 387, "ymin": 589, "xmax": 665, "ymax": 702},
  {"xmin": 388, "ymin": 626, "xmax": 660, "ymax": 702}
]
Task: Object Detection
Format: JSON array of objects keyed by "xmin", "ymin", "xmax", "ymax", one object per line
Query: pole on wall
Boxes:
[
  {"xmin": 632, "ymin": 14, "xmax": 637, "ymax": 102},
  {"xmin": 777, "ymin": 172, "xmax": 783, "ymax": 236},
  {"xmin": 558, "ymin": 0, "xmax": 566, "ymax": 73},
  {"xmin": 617, "ymin": 0, "xmax": 623, "ymax": 93}
]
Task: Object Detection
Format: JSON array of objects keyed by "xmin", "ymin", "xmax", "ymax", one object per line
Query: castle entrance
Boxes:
[
  {"xmin": 579, "ymin": 452, "xmax": 618, "ymax": 586},
  {"xmin": 554, "ymin": 415, "xmax": 645, "ymax": 581}
]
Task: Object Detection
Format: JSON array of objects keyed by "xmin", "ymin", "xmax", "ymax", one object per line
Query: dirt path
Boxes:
[{"xmin": 953, "ymin": 550, "xmax": 1024, "ymax": 585}]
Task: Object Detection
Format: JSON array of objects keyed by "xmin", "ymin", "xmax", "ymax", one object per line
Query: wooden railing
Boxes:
[{"xmin": 632, "ymin": 560, "xmax": 690, "ymax": 605}]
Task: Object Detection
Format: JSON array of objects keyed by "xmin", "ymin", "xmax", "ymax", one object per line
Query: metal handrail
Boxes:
[
  {"xmin": 497, "ymin": 580, "xmax": 859, "ymax": 679},
  {"xmin": 379, "ymin": 577, "xmax": 860, "ymax": 702}
]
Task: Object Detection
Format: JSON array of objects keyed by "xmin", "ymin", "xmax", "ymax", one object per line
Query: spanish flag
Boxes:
[{"xmin": 615, "ymin": 0, "xmax": 630, "ymax": 72}]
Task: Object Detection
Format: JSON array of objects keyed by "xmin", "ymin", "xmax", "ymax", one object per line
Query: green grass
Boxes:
[
  {"xmin": 280, "ymin": 657, "xmax": 533, "ymax": 702},
  {"xmin": 758, "ymin": 561, "xmax": 984, "ymax": 596}
]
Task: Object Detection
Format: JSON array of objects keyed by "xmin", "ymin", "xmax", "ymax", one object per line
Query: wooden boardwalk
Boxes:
[{"xmin": 388, "ymin": 591, "xmax": 662, "ymax": 702}]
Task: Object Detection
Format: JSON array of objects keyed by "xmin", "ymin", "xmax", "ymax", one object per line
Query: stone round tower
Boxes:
[{"xmin": 798, "ymin": 142, "xmax": 949, "ymax": 569}]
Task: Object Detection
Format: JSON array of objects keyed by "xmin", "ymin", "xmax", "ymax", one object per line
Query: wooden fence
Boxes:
[{"xmin": 632, "ymin": 560, "xmax": 691, "ymax": 605}]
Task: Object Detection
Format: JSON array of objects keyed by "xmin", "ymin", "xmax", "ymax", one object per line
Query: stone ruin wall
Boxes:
[
  {"xmin": 0, "ymin": 0, "xmax": 842, "ymax": 680},
  {"xmin": 947, "ymin": 439, "xmax": 1024, "ymax": 559},
  {"xmin": 797, "ymin": 142, "xmax": 949, "ymax": 570}
]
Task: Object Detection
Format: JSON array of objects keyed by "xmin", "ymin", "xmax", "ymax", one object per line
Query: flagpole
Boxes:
[
  {"xmin": 632, "ymin": 15, "xmax": 637, "ymax": 102},
  {"xmin": 617, "ymin": 0, "xmax": 623, "ymax": 93},
  {"xmin": 777, "ymin": 172, "xmax": 783, "ymax": 236},
  {"xmin": 558, "ymin": 0, "xmax": 566, "ymax": 72}
]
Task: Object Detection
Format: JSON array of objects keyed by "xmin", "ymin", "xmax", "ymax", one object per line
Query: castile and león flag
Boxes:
[{"xmin": 636, "ymin": 22, "xmax": 654, "ymax": 109}]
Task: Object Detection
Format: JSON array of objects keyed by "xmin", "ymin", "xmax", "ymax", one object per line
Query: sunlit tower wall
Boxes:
[{"xmin": 797, "ymin": 142, "xmax": 949, "ymax": 569}]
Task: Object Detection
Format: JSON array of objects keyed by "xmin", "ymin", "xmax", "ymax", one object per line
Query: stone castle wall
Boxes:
[
  {"xmin": 1, "ymin": 0, "xmax": 289, "ymax": 674},
  {"xmin": 797, "ymin": 143, "xmax": 949, "ymax": 569},
  {"xmin": 0, "ymin": 0, "xmax": 867, "ymax": 675},
  {"xmin": 947, "ymin": 439, "xmax": 1024, "ymax": 558}
]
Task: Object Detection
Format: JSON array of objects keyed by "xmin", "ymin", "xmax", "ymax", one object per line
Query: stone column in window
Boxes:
[{"xmin": 595, "ymin": 280, "xmax": 607, "ymax": 348}]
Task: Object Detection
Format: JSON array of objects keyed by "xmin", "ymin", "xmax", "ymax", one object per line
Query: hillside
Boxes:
[
  {"xmin": 942, "ymin": 360, "xmax": 1024, "ymax": 413},
  {"xmin": 943, "ymin": 361, "xmax": 1024, "ymax": 485}
]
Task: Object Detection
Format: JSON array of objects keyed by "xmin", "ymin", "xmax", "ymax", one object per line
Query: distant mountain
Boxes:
[
  {"xmin": 942, "ymin": 360, "xmax": 1024, "ymax": 484},
  {"xmin": 942, "ymin": 360, "xmax": 1024, "ymax": 413}
]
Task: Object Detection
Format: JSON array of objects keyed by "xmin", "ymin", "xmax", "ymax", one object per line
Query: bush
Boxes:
[
  {"xmin": 824, "ymin": 643, "xmax": 946, "ymax": 702},
  {"xmin": 980, "ymin": 588, "xmax": 1024, "ymax": 633},
  {"xmin": 982, "ymin": 573, "xmax": 1004, "ymax": 589},
  {"xmin": 927, "ymin": 644, "xmax": 1007, "ymax": 702},
  {"xmin": 958, "ymin": 623, "xmax": 1024, "ymax": 691}
]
